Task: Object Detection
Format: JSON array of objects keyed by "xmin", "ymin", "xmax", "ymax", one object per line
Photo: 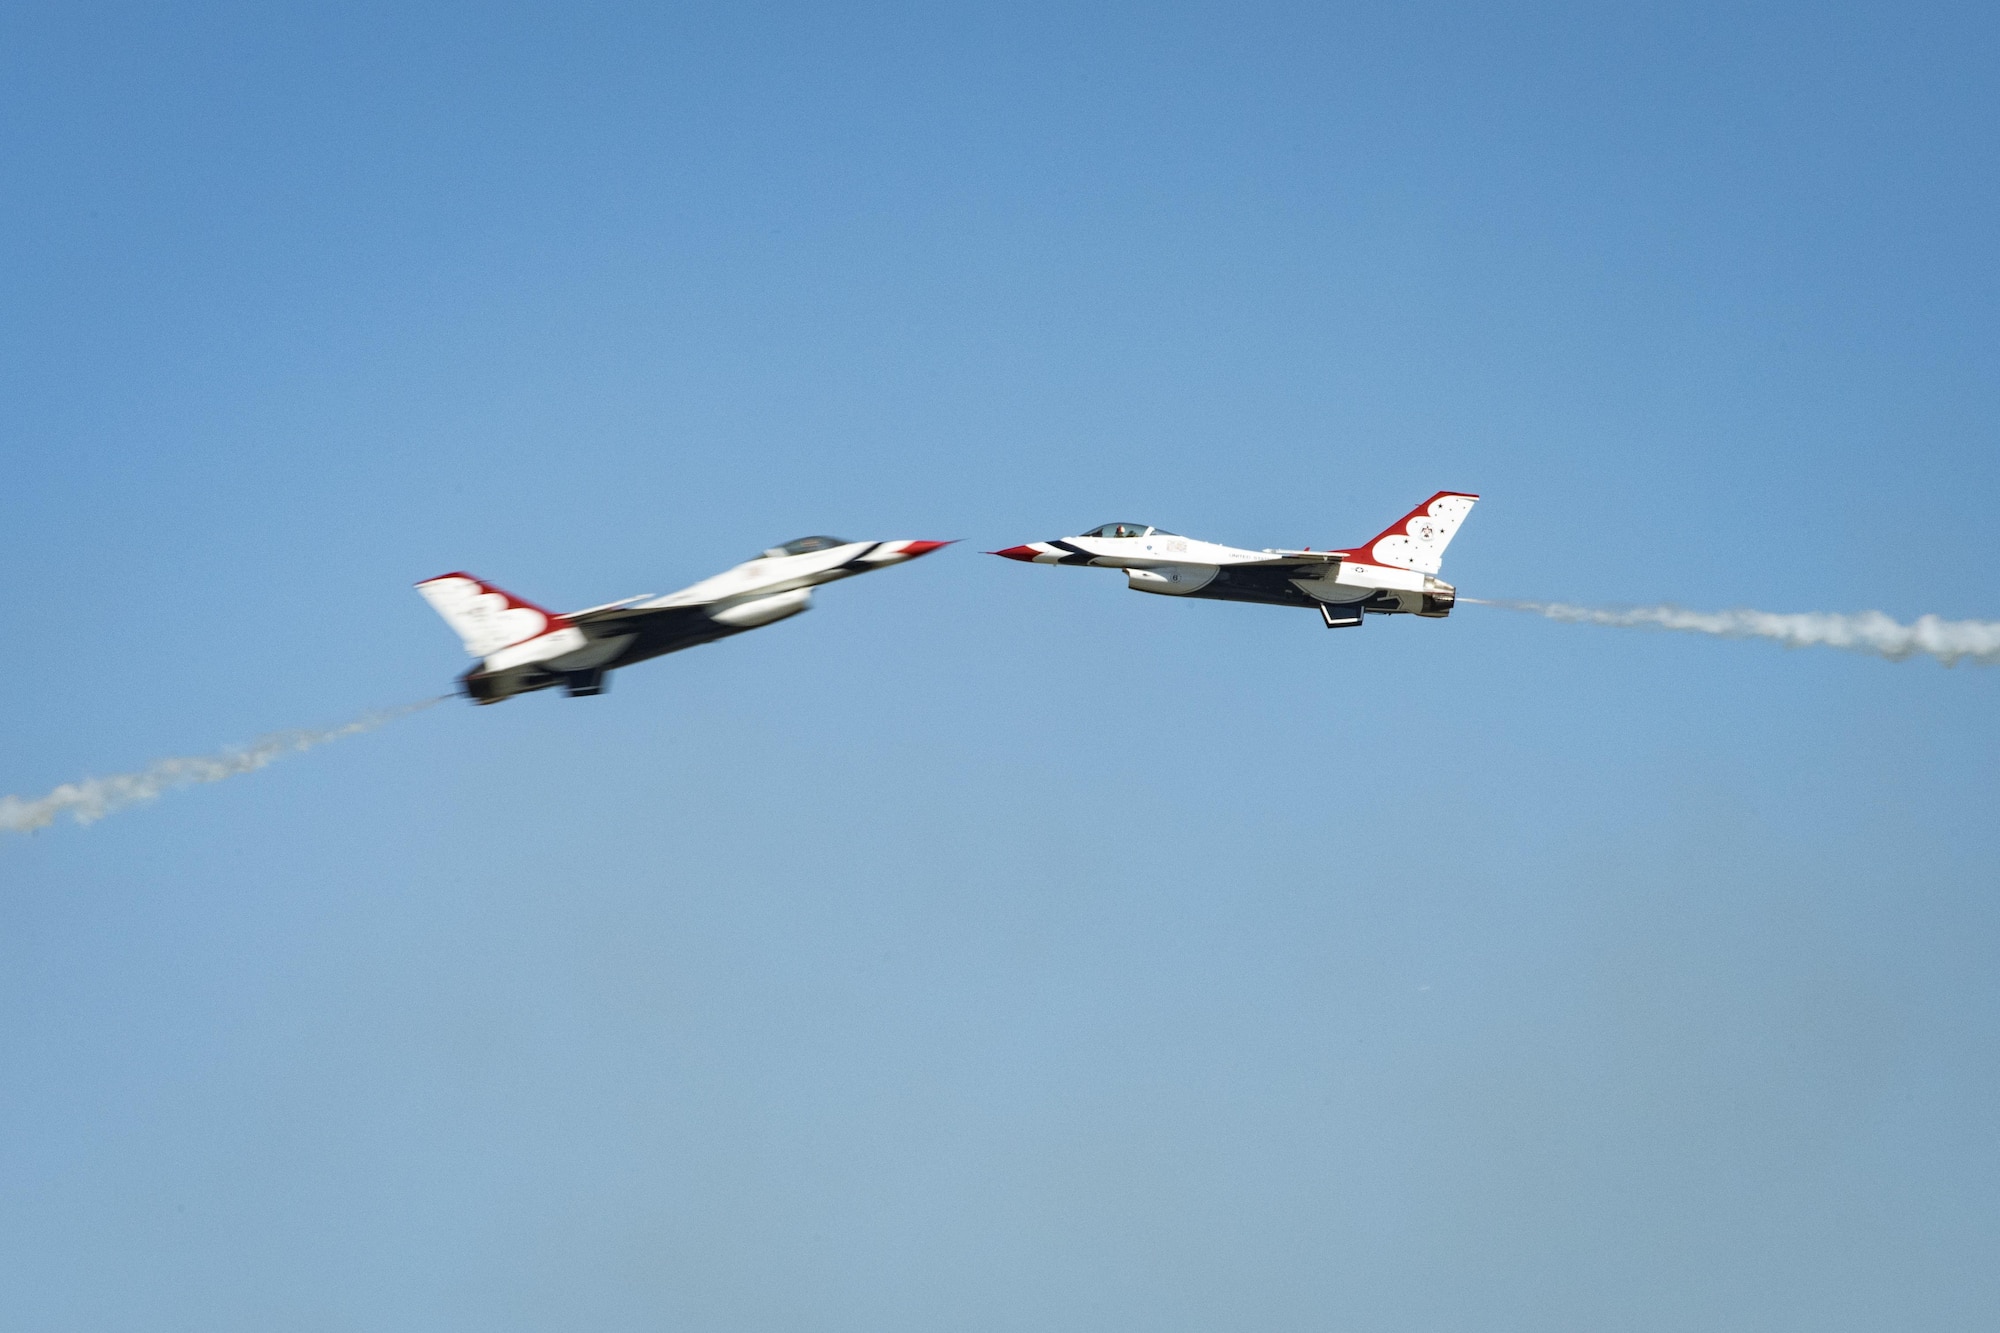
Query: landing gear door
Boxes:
[{"xmin": 1319, "ymin": 602, "xmax": 1365, "ymax": 629}]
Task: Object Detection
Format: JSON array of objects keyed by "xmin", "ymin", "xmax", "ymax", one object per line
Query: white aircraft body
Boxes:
[
  {"xmin": 991, "ymin": 491, "xmax": 1477, "ymax": 628},
  {"xmin": 418, "ymin": 536, "xmax": 950, "ymax": 703}
]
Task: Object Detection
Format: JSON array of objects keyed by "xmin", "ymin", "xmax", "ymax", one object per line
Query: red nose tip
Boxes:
[
  {"xmin": 989, "ymin": 545, "xmax": 1040, "ymax": 562},
  {"xmin": 901, "ymin": 540, "xmax": 954, "ymax": 558}
]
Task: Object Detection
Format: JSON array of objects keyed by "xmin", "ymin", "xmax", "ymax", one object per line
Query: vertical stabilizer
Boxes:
[
  {"xmin": 415, "ymin": 573, "xmax": 576, "ymax": 658},
  {"xmin": 1343, "ymin": 492, "xmax": 1479, "ymax": 574}
]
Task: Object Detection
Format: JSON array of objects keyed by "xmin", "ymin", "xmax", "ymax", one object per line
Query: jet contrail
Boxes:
[
  {"xmin": 0, "ymin": 699, "xmax": 444, "ymax": 836},
  {"xmin": 1467, "ymin": 599, "xmax": 2000, "ymax": 667}
]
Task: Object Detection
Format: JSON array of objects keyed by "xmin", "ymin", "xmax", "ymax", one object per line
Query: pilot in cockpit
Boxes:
[
  {"xmin": 1080, "ymin": 523, "xmax": 1170, "ymax": 539},
  {"xmin": 763, "ymin": 535, "xmax": 850, "ymax": 558}
]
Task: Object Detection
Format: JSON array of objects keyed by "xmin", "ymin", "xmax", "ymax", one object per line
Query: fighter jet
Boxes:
[
  {"xmin": 417, "ymin": 536, "xmax": 951, "ymax": 703},
  {"xmin": 991, "ymin": 492, "xmax": 1477, "ymax": 628}
]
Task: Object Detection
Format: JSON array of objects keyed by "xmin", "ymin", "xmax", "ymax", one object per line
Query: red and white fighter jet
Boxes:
[
  {"xmin": 991, "ymin": 492, "xmax": 1477, "ymax": 628},
  {"xmin": 418, "ymin": 536, "xmax": 951, "ymax": 703}
]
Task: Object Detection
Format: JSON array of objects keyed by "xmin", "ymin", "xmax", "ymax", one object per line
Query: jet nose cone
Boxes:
[
  {"xmin": 900, "ymin": 540, "xmax": 954, "ymax": 558},
  {"xmin": 989, "ymin": 545, "xmax": 1040, "ymax": 562}
]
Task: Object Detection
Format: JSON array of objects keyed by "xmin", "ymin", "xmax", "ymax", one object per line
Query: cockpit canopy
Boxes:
[
  {"xmin": 763, "ymin": 535, "xmax": 851, "ymax": 558},
  {"xmin": 1081, "ymin": 522, "xmax": 1173, "ymax": 539}
]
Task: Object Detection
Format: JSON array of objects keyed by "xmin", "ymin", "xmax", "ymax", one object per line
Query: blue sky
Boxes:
[{"xmin": 3, "ymin": 3, "xmax": 1997, "ymax": 1328}]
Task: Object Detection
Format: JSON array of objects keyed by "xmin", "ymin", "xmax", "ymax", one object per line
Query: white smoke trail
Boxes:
[
  {"xmin": 1467, "ymin": 599, "xmax": 2000, "ymax": 667},
  {"xmin": 0, "ymin": 699, "xmax": 444, "ymax": 836}
]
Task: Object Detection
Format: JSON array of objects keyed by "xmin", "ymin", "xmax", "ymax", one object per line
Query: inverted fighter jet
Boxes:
[
  {"xmin": 991, "ymin": 492, "xmax": 1477, "ymax": 628},
  {"xmin": 418, "ymin": 536, "xmax": 951, "ymax": 703}
]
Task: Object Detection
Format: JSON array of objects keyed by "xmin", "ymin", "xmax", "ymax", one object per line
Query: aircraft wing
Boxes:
[
  {"xmin": 1230, "ymin": 550, "xmax": 1350, "ymax": 566},
  {"xmin": 569, "ymin": 603, "xmax": 711, "ymax": 630},
  {"xmin": 565, "ymin": 601, "xmax": 728, "ymax": 656}
]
